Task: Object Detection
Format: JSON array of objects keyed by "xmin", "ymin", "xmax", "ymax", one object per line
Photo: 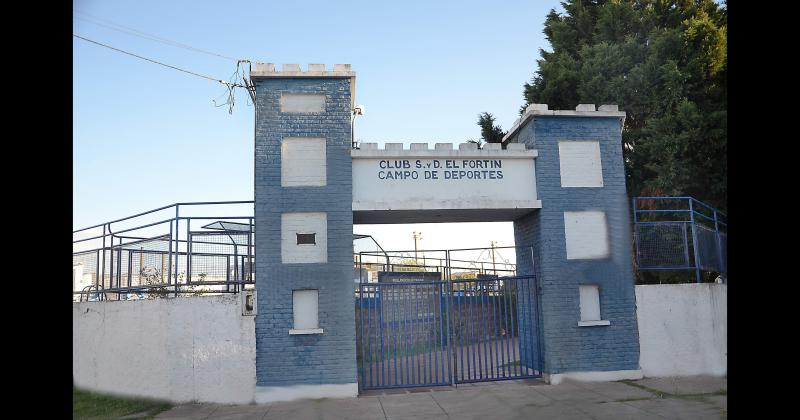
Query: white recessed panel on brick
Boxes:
[
  {"xmin": 564, "ymin": 211, "xmax": 609, "ymax": 260},
  {"xmin": 579, "ymin": 285, "xmax": 601, "ymax": 321},
  {"xmin": 280, "ymin": 93, "xmax": 326, "ymax": 113},
  {"xmin": 558, "ymin": 141, "xmax": 603, "ymax": 187},
  {"xmin": 281, "ymin": 137, "xmax": 326, "ymax": 187},
  {"xmin": 292, "ymin": 289, "xmax": 319, "ymax": 330},
  {"xmin": 281, "ymin": 212, "xmax": 327, "ymax": 263}
]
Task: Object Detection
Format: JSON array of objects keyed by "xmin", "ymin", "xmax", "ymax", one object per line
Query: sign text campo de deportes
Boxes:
[{"xmin": 377, "ymin": 159, "xmax": 504, "ymax": 180}]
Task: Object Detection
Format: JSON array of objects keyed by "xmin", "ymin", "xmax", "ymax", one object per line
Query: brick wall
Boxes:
[
  {"xmin": 253, "ymin": 76, "xmax": 356, "ymax": 386},
  {"xmin": 513, "ymin": 115, "xmax": 640, "ymax": 374}
]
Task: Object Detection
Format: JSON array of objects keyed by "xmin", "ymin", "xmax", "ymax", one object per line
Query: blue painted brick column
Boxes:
[
  {"xmin": 512, "ymin": 107, "xmax": 641, "ymax": 377},
  {"xmin": 251, "ymin": 65, "xmax": 357, "ymax": 387}
]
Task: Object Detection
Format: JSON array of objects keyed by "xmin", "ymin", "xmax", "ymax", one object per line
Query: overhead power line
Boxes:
[
  {"xmin": 73, "ymin": 34, "xmax": 244, "ymax": 88},
  {"xmin": 73, "ymin": 9, "xmax": 239, "ymax": 62}
]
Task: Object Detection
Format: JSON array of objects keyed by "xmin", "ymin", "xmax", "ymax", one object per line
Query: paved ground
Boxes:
[{"xmin": 156, "ymin": 375, "xmax": 727, "ymax": 419}]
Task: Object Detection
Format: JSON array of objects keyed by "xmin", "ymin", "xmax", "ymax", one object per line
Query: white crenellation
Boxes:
[
  {"xmin": 250, "ymin": 63, "xmax": 355, "ymax": 77},
  {"xmin": 501, "ymin": 103, "xmax": 627, "ymax": 143},
  {"xmin": 350, "ymin": 142, "xmax": 538, "ymax": 158}
]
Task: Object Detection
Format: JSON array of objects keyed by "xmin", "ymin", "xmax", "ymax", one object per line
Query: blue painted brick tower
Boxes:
[
  {"xmin": 251, "ymin": 63, "xmax": 358, "ymax": 401},
  {"xmin": 508, "ymin": 104, "xmax": 642, "ymax": 383}
]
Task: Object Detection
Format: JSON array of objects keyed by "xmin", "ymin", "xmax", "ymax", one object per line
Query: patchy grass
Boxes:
[{"xmin": 73, "ymin": 387, "xmax": 172, "ymax": 420}]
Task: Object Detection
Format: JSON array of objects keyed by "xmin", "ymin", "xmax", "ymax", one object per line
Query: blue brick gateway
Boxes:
[{"xmin": 249, "ymin": 63, "xmax": 642, "ymax": 395}]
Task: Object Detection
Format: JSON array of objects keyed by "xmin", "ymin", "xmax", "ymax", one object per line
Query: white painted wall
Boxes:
[
  {"xmin": 558, "ymin": 141, "xmax": 603, "ymax": 187},
  {"xmin": 73, "ymin": 294, "xmax": 256, "ymax": 404},
  {"xmin": 281, "ymin": 212, "xmax": 328, "ymax": 263},
  {"xmin": 636, "ymin": 283, "xmax": 727, "ymax": 377},
  {"xmin": 351, "ymin": 144, "xmax": 540, "ymax": 213},
  {"xmin": 563, "ymin": 211, "xmax": 609, "ymax": 260}
]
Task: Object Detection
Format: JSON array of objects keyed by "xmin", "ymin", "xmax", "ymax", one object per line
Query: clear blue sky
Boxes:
[{"xmin": 73, "ymin": 0, "xmax": 562, "ymax": 251}]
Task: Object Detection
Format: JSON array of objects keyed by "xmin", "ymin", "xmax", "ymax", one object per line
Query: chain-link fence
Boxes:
[{"xmin": 633, "ymin": 197, "xmax": 727, "ymax": 282}]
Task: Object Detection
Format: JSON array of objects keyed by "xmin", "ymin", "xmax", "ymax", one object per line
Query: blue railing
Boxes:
[{"xmin": 633, "ymin": 197, "xmax": 727, "ymax": 282}]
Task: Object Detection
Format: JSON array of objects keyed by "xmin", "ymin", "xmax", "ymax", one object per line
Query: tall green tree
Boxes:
[{"xmin": 492, "ymin": 0, "xmax": 727, "ymax": 209}]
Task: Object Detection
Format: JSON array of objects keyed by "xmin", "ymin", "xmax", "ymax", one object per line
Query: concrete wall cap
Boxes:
[
  {"xmin": 483, "ymin": 143, "xmax": 502, "ymax": 150},
  {"xmin": 410, "ymin": 143, "xmax": 429, "ymax": 151},
  {"xmin": 598, "ymin": 104, "xmax": 619, "ymax": 111},
  {"xmin": 459, "ymin": 143, "xmax": 479, "ymax": 151},
  {"xmin": 527, "ymin": 103, "xmax": 549, "ymax": 111},
  {"xmin": 385, "ymin": 143, "xmax": 404, "ymax": 150},
  {"xmin": 434, "ymin": 143, "xmax": 454, "ymax": 150},
  {"xmin": 576, "ymin": 104, "xmax": 596, "ymax": 111}
]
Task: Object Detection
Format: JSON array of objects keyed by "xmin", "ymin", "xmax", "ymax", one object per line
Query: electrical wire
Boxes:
[
  {"xmin": 73, "ymin": 9, "xmax": 239, "ymax": 62},
  {"xmin": 73, "ymin": 34, "xmax": 244, "ymax": 88}
]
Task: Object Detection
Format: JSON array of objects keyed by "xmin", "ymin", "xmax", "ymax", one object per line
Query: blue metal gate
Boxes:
[{"xmin": 356, "ymin": 275, "xmax": 542, "ymax": 390}]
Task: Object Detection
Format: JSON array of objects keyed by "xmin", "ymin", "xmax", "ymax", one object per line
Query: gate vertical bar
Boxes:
[
  {"xmin": 491, "ymin": 278, "xmax": 500, "ymax": 378},
  {"xmin": 367, "ymin": 283, "xmax": 373, "ymax": 388},
  {"xmin": 403, "ymin": 284, "xmax": 410, "ymax": 386},
  {"xmin": 714, "ymin": 210, "xmax": 724, "ymax": 273},
  {"xmin": 187, "ymin": 219, "xmax": 192, "ymax": 284},
  {"xmin": 391, "ymin": 282, "xmax": 397, "ymax": 386},
  {"xmin": 247, "ymin": 217, "xmax": 253, "ymax": 285},
  {"xmin": 502, "ymin": 278, "xmax": 511, "ymax": 378},
  {"xmin": 358, "ymin": 282, "xmax": 365, "ymax": 390},
  {"xmin": 127, "ymin": 250, "xmax": 132, "ymax": 288},
  {"xmin": 480, "ymin": 280, "xmax": 488, "ymax": 380},
  {"xmin": 444, "ymin": 251, "xmax": 453, "ymax": 386},
  {"xmin": 468, "ymin": 278, "xmax": 476, "ymax": 381},
  {"xmin": 433, "ymin": 282, "xmax": 440, "ymax": 384},
  {"xmin": 100, "ymin": 225, "xmax": 106, "ymax": 293},
  {"xmin": 167, "ymin": 219, "xmax": 173, "ymax": 285},
  {"xmin": 174, "ymin": 208, "xmax": 180, "ymax": 291},
  {"xmin": 689, "ymin": 199, "xmax": 701, "ymax": 282},
  {"xmin": 95, "ymin": 249, "xmax": 100, "ymax": 290},
  {"xmin": 507, "ymin": 278, "xmax": 517, "ymax": 377}
]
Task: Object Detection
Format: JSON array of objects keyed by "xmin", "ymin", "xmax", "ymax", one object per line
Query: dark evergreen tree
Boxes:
[
  {"xmin": 481, "ymin": 0, "xmax": 727, "ymax": 209},
  {"xmin": 477, "ymin": 112, "xmax": 507, "ymax": 144},
  {"xmin": 529, "ymin": 0, "xmax": 726, "ymax": 208}
]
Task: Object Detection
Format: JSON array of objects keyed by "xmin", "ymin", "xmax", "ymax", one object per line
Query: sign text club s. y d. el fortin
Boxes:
[{"xmin": 377, "ymin": 158, "xmax": 504, "ymax": 180}]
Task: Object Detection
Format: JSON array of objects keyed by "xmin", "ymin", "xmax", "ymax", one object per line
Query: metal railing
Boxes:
[
  {"xmin": 354, "ymin": 246, "xmax": 520, "ymax": 285},
  {"xmin": 633, "ymin": 196, "xmax": 727, "ymax": 282},
  {"xmin": 72, "ymin": 201, "xmax": 255, "ymax": 301}
]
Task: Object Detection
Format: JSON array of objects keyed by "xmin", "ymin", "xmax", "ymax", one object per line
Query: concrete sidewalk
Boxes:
[{"xmin": 156, "ymin": 376, "xmax": 727, "ymax": 419}]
